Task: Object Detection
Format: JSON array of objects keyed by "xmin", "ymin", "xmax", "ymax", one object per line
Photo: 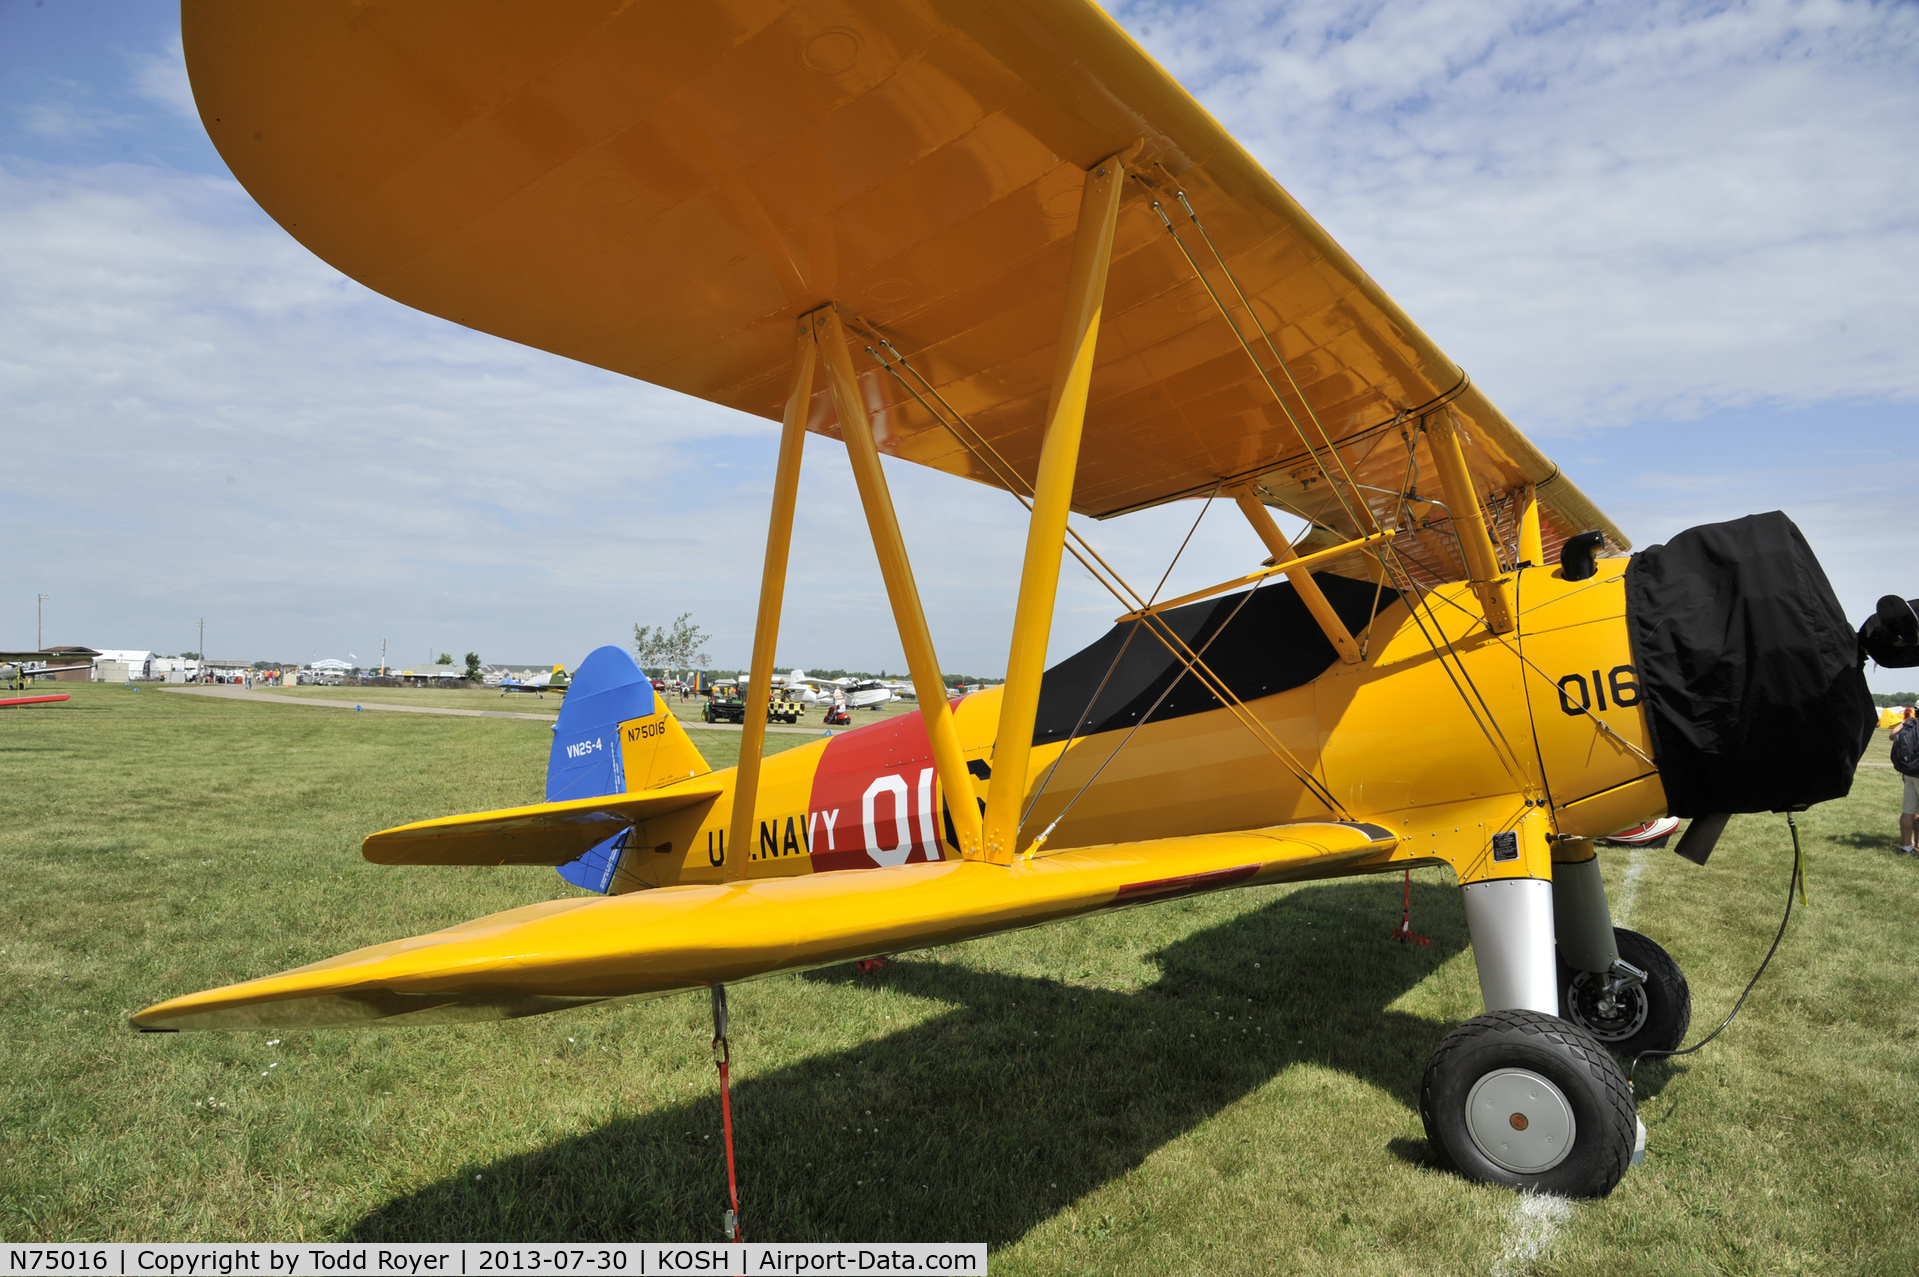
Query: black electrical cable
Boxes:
[{"xmin": 1629, "ymin": 812, "xmax": 1806, "ymax": 1089}]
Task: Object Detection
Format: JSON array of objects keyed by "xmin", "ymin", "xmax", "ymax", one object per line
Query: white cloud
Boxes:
[
  {"xmin": 0, "ymin": 159, "xmax": 778, "ymax": 657},
  {"xmin": 7, "ymin": 8, "xmax": 1914, "ymax": 677},
  {"xmin": 15, "ymin": 90, "xmax": 138, "ymax": 142},
  {"xmin": 1117, "ymin": 0, "xmax": 1919, "ymax": 428},
  {"xmin": 0, "ymin": 155, "xmax": 1204, "ymax": 670},
  {"xmin": 128, "ymin": 33, "xmax": 197, "ymax": 122}
]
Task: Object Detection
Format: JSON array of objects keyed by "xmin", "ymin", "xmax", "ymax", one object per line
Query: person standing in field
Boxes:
[{"xmin": 1894, "ymin": 707, "xmax": 1919, "ymax": 855}]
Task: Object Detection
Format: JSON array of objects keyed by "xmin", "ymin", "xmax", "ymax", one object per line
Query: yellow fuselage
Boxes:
[{"xmin": 625, "ymin": 558, "xmax": 1656, "ymax": 896}]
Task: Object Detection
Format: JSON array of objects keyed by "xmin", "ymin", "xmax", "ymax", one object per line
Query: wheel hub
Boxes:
[
  {"xmin": 1565, "ymin": 966, "xmax": 1651, "ymax": 1042},
  {"xmin": 1465, "ymin": 1068, "xmax": 1576, "ymax": 1174}
]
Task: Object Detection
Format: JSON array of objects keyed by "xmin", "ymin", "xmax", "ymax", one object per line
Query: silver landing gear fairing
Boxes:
[{"xmin": 1421, "ymin": 846, "xmax": 1672, "ymax": 1195}]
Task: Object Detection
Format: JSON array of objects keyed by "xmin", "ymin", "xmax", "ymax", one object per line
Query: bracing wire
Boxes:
[
  {"xmin": 859, "ymin": 335, "xmax": 1147, "ymax": 610},
  {"xmin": 1146, "ymin": 199, "xmax": 1371, "ymax": 537},
  {"xmin": 1150, "ymin": 189, "xmax": 1532, "ymax": 791},
  {"xmin": 860, "ymin": 336, "xmax": 1346, "ymax": 813},
  {"xmin": 1017, "ymin": 490, "xmax": 1216, "ymax": 828},
  {"xmin": 1028, "ymin": 576, "xmax": 1307, "ymax": 845},
  {"xmin": 1357, "ymin": 436, "xmax": 1419, "ymax": 659},
  {"xmin": 1173, "ymin": 189, "xmax": 1381, "ymax": 537},
  {"xmin": 1023, "ymin": 488, "xmax": 1349, "ymax": 831},
  {"xmin": 1017, "ymin": 623, "xmax": 1140, "ymax": 827}
]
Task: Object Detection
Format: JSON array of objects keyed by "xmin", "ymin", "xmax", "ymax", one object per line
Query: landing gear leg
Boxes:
[
  {"xmin": 1551, "ymin": 845, "xmax": 1691, "ymax": 1056},
  {"xmin": 1460, "ymin": 878, "xmax": 1558, "ymax": 1013},
  {"xmin": 1426, "ymin": 875, "xmax": 1637, "ymax": 1195}
]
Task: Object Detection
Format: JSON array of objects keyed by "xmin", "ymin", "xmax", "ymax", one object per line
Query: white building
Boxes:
[{"xmin": 93, "ymin": 650, "xmax": 154, "ymax": 681}]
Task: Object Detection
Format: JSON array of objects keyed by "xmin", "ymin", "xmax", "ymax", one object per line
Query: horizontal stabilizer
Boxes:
[
  {"xmin": 134, "ymin": 821, "xmax": 1394, "ymax": 1031},
  {"xmin": 361, "ymin": 783, "xmax": 725, "ymax": 867}
]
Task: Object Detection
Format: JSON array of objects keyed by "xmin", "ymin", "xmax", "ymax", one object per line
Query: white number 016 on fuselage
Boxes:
[{"xmin": 136, "ymin": 0, "xmax": 1892, "ymax": 1201}]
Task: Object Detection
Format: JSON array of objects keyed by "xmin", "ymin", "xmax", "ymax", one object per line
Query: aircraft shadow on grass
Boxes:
[
  {"xmin": 346, "ymin": 877, "xmax": 1482, "ymax": 1244},
  {"xmin": 1830, "ymin": 831, "xmax": 1900, "ymax": 851}
]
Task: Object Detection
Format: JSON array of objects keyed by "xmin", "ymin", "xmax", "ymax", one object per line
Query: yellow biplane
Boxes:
[{"xmin": 136, "ymin": 0, "xmax": 1890, "ymax": 1199}]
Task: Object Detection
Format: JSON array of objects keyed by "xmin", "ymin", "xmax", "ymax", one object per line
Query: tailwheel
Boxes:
[
  {"xmin": 1558, "ymin": 928, "xmax": 1691, "ymax": 1057},
  {"xmin": 1420, "ymin": 1009, "xmax": 1637, "ymax": 1197}
]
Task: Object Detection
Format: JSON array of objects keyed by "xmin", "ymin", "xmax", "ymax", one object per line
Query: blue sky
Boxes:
[{"xmin": 4, "ymin": 0, "xmax": 1915, "ymax": 687}]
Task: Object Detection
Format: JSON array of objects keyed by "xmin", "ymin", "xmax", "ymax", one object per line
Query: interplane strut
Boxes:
[
  {"xmin": 724, "ymin": 317, "xmax": 818, "ymax": 880},
  {"xmin": 817, "ymin": 307, "xmax": 984, "ymax": 858},
  {"xmin": 982, "ymin": 155, "xmax": 1130, "ymax": 864}
]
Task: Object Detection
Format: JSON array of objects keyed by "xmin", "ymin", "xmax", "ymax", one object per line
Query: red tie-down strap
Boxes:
[
  {"xmin": 711, "ymin": 986, "xmax": 743, "ymax": 1242},
  {"xmin": 1389, "ymin": 868, "xmax": 1431, "ymax": 947}
]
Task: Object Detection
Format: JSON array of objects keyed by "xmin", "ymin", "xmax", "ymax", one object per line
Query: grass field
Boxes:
[
  {"xmin": 258, "ymin": 682, "xmax": 925, "ymax": 729},
  {"xmin": 2, "ymin": 683, "xmax": 1916, "ymax": 1273},
  {"xmin": 261, "ymin": 685, "xmax": 562, "ymax": 715}
]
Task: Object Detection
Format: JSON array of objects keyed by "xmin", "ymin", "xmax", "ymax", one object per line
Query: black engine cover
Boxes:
[{"xmin": 1624, "ymin": 512, "xmax": 1874, "ymax": 816}]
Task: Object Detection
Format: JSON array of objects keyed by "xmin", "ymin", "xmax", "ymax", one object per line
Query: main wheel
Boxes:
[
  {"xmin": 1420, "ymin": 1009, "xmax": 1637, "ymax": 1197},
  {"xmin": 1557, "ymin": 927, "xmax": 1690, "ymax": 1057}
]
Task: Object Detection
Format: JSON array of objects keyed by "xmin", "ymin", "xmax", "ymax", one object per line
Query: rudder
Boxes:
[{"xmin": 548, "ymin": 646, "xmax": 705, "ymax": 893}]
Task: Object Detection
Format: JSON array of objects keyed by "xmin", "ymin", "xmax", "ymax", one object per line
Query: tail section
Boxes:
[{"xmin": 549, "ymin": 646, "xmax": 708, "ymax": 893}]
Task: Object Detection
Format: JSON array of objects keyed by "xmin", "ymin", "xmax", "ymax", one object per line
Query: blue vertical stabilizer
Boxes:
[{"xmin": 549, "ymin": 646, "xmax": 656, "ymax": 893}]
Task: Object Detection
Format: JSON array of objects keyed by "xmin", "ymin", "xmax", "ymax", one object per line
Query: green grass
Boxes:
[
  {"xmin": 251, "ymin": 682, "xmax": 921, "ymax": 730},
  {"xmin": 257, "ymin": 685, "xmax": 563, "ymax": 714},
  {"xmin": 2, "ymin": 685, "xmax": 1916, "ymax": 1274}
]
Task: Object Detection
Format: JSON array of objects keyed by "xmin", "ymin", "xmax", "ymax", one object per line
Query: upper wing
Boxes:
[
  {"xmin": 182, "ymin": 0, "xmax": 1624, "ymax": 579},
  {"xmin": 131, "ymin": 820, "xmax": 1394, "ymax": 1030}
]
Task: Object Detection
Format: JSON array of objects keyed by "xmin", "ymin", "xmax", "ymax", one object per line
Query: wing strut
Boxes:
[
  {"xmin": 1426, "ymin": 412, "xmax": 1516, "ymax": 633},
  {"xmin": 817, "ymin": 307, "xmax": 983, "ymax": 857},
  {"xmin": 1230, "ymin": 489, "xmax": 1364, "ymax": 664},
  {"xmin": 1515, "ymin": 483, "xmax": 1545, "ymax": 569},
  {"xmin": 724, "ymin": 316, "xmax": 819, "ymax": 880},
  {"xmin": 1122, "ymin": 514, "xmax": 1392, "ymax": 626},
  {"xmin": 983, "ymin": 154, "xmax": 1130, "ymax": 864}
]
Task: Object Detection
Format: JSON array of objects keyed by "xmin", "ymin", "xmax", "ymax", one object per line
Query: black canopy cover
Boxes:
[{"xmin": 1625, "ymin": 512, "xmax": 1874, "ymax": 816}]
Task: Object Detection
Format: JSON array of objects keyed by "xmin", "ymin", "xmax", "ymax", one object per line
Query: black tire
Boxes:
[
  {"xmin": 1420, "ymin": 1009, "xmax": 1637, "ymax": 1197},
  {"xmin": 1557, "ymin": 927, "xmax": 1690, "ymax": 1057}
]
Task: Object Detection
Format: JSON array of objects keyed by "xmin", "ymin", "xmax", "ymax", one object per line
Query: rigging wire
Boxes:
[
  {"xmin": 1152, "ymin": 483, "xmax": 1220, "ymax": 601},
  {"xmin": 1019, "ymin": 486, "xmax": 1350, "ymax": 830},
  {"xmin": 1172, "ymin": 189, "xmax": 1382, "ymax": 537},
  {"xmin": 861, "ymin": 337, "xmax": 1346, "ymax": 817},
  {"xmin": 1357, "ymin": 431, "xmax": 1533, "ymax": 788},
  {"xmin": 1018, "ymin": 622, "xmax": 1141, "ymax": 826},
  {"xmin": 862, "ymin": 330, "xmax": 1151, "ymax": 610},
  {"xmin": 1376, "ymin": 429, "xmax": 1533, "ymax": 785},
  {"xmin": 859, "ymin": 336, "xmax": 1146, "ymax": 611},
  {"xmin": 1356, "ymin": 437, "xmax": 1420, "ymax": 659},
  {"xmin": 1025, "ymin": 576, "xmax": 1288, "ymax": 846},
  {"xmin": 1018, "ymin": 489, "xmax": 1215, "ymax": 830},
  {"xmin": 1152, "ymin": 188, "xmax": 1533, "ymax": 791},
  {"xmin": 1146, "ymin": 198, "xmax": 1370, "ymax": 537},
  {"xmin": 1414, "ymin": 582, "xmax": 1659, "ymax": 769}
]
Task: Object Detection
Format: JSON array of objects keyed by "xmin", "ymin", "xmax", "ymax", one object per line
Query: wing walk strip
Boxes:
[{"xmin": 131, "ymin": 822, "xmax": 1397, "ymax": 1031}]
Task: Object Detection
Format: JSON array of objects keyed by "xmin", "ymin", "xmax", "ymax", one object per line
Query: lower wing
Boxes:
[{"xmin": 132, "ymin": 821, "xmax": 1395, "ymax": 1031}]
